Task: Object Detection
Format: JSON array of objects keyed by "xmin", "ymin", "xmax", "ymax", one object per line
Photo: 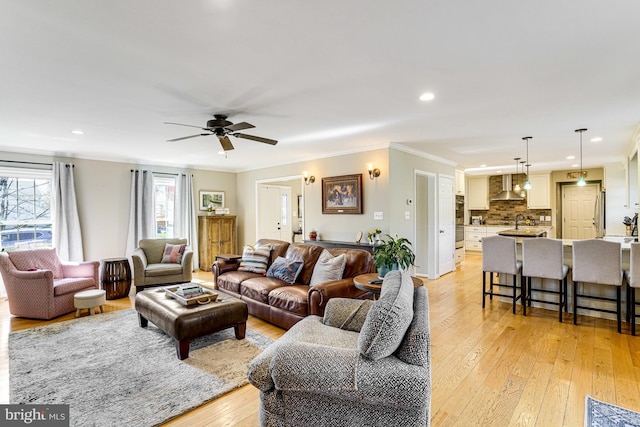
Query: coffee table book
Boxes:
[{"xmin": 164, "ymin": 285, "xmax": 218, "ymax": 306}]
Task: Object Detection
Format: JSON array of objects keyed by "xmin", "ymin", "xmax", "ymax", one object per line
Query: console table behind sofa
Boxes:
[{"xmin": 303, "ymin": 240, "xmax": 374, "ymax": 253}]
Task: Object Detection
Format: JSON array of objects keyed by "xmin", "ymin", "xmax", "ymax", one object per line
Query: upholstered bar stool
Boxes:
[
  {"xmin": 572, "ymin": 239, "xmax": 623, "ymax": 333},
  {"xmin": 522, "ymin": 238, "xmax": 569, "ymax": 322},
  {"xmin": 624, "ymin": 242, "xmax": 640, "ymax": 336},
  {"xmin": 482, "ymin": 235, "xmax": 523, "ymax": 315}
]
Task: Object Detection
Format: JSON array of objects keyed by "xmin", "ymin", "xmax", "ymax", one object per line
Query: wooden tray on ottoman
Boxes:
[{"xmin": 165, "ymin": 285, "xmax": 218, "ymax": 306}]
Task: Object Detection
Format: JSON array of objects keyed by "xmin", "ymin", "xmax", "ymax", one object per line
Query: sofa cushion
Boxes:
[
  {"xmin": 284, "ymin": 243, "xmax": 324, "ymax": 285},
  {"xmin": 217, "ymin": 270, "xmax": 262, "ymax": 295},
  {"xmin": 238, "ymin": 245, "xmax": 272, "ymax": 274},
  {"xmin": 358, "ymin": 270, "xmax": 414, "ymax": 360},
  {"xmin": 310, "ymin": 249, "xmax": 346, "ymax": 286},
  {"xmin": 9, "ymin": 248, "xmax": 64, "ymax": 279},
  {"xmin": 267, "ymin": 256, "xmax": 304, "ymax": 284},
  {"xmin": 144, "ymin": 263, "xmax": 184, "ymax": 277},
  {"xmin": 241, "ymin": 277, "xmax": 287, "ymax": 304},
  {"xmin": 161, "ymin": 243, "xmax": 186, "ymax": 264},
  {"xmin": 268, "ymin": 285, "xmax": 310, "ymax": 316},
  {"xmin": 53, "ymin": 278, "xmax": 96, "ymax": 296}
]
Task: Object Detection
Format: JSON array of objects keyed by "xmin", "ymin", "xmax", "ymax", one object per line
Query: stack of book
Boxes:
[{"xmin": 175, "ymin": 283, "xmax": 204, "ymax": 299}]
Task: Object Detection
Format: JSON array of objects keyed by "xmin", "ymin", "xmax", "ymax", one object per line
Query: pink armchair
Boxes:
[{"xmin": 0, "ymin": 248, "xmax": 99, "ymax": 319}]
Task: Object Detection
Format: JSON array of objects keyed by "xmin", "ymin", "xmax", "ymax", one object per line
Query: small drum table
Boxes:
[{"xmin": 100, "ymin": 257, "xmax": 132, "ymax": 300}]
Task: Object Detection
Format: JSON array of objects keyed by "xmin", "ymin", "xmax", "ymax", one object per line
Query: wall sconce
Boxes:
[
  {"xmin": 367, "ymin": 163, "xmax": 381, "ymax": 180},
  {"xmin": 303, "ymin": 171, "xmax": 315, "ymax": 185}
]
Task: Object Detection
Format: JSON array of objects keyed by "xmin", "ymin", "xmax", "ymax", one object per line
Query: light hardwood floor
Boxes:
[{"xmin": 2, "ymin": 253, "xmax": 640, "ymax": 426}]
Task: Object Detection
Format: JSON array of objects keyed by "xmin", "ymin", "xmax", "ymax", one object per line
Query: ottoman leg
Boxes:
[
  {"xmin": 75, "ymin": 309, "xmax": 81, "ymax": 318},
  {"xmin": 234, "ymin": 322, "xmax": 246, "ymax": 339},
  {"xmin": 176, "ymin": 339, "xmax": 190, "ymax": 360},
  {"xmin": 138, "ymin": 313, "xmax": 149, "ymax": 328}
]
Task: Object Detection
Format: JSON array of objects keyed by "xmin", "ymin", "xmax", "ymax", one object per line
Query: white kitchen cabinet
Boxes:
[
  {"xmin": 465, "ymin": 225, "xmax": 512, "ymax": 252},
  {"xmin": 467, "ymin": 177, "xmax": 489, "ymax": 210},
  {"xmin": 526, "ymin": 173, "xmax": 551, "ymax": 209},
  {"xmin": 455, "ymin": 169, "xmax": 465, "ymax": 196},
  {"xmin": 455, "ymin": 248, "xmax": 464, "ymax": 265}
]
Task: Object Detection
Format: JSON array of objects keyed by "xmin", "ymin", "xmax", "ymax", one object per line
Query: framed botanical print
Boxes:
[{"xmin": 199, "ymin": 190, "xmax": 225, "ymax": 211}]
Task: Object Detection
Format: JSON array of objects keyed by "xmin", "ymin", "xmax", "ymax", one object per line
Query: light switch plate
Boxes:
[
  {"xmin": 374, "ymin": 211, "xmax": 383, "ymax": 220},
  {"xmin": 405, "ymin": 211, "xmax": 411, "ymax": 220},
  {"xmin": 545, "ymin": 216, "xmax": 551, "ymax": 221},
  {"xmin": 539, "ymin": 216, "xmax": 544, "ymax": 222}
]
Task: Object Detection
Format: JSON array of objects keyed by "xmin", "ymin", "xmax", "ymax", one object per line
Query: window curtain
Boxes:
[
  {"xmin": 175, "ymin": 173, "xmax": 198, "ymax": 271},
  {"xmin": 125, "ymin": 170, "xmax": 154, "ymax": 257},
  {"xmin": 53, "ymin": 162, "xmax": 84, "ymax": 262}
]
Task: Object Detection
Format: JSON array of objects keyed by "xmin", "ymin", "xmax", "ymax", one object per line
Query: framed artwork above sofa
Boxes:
[{"xmin": 321, "ymin": 174, "xmax": 363, "ymax": 214}]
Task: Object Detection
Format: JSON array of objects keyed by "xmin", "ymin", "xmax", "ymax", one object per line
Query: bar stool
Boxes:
[
  {"xmin": 482, "ymin": 235, "xmax": 523, "ymax": 314},
  {"xmin": 522, "ymin": 238, "xmax": 569, "ymax": 322},
  {"xmin": 572, "ymin": 239, "xmax": 623, "ymax": 333},
  {"xmin": 624, "ymin": 242, "xmax": 640, "ymax": 336}
]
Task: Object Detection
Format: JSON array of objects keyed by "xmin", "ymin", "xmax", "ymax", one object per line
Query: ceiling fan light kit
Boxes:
[{"xmin": 164, "ymin": 114, "xmax": 277, "ymax": 152}]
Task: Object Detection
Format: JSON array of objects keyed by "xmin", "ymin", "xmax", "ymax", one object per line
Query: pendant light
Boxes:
[
  {"xmin": 519, "ymin": 160, "xmax": 526, "ymax": 197},
  {"xmin": 575, "ymin": 128, "xmax": 587, "ymax": 187},
  {"xmin": 513, "ymin": 157, "xmax": 521, "ymax": 192},
  {"xmin": 523, "ymin": 136, "xmax": 532, "ymax": 190}
]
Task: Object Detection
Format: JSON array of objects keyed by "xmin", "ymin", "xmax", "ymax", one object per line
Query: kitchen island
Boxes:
[{"xmin": 498, "ymin": 228, "xmax": 548, "ymax": 238}]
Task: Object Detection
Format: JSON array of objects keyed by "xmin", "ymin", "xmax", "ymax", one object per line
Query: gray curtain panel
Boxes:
[
  {"xmin": 175, "ymin": 173, "xmax": 198, "ymax": 271},
  {"xmin": 125, "ymin": 170, "xmax": 155, "ymax": 258},
  {"xmin": 53, "ymin": 162, "xmax": 84, "ymax": 262}
]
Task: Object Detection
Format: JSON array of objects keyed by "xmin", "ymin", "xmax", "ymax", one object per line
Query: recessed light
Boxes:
[
  {"xmin": 419, "ymin": 92, "xmax": 435, "ymax": 101},
  {"xmin": 571, "ymin": 163, "xmax": 579, "ymax": 168},
  {"xmin": 71, "ymin": 129, "xmax": 84, "ymax": 135},
  {"xmin": 590, "ymin": 137, "xmax": 602, "ymax": 142},
  {"xmin": 480, "ymin": 164, "xmax": 487, "ymax": 168},
  {"xmin": 218, "ymin": 151, "xmax": 225, "ymax": 155},
  {"xmin": 566, "ymin": 155, "xmax": 575, "ymax": 160},
  {"xmin": 496, "ymin": 170, "xmax": 502, "ymax": 174}
]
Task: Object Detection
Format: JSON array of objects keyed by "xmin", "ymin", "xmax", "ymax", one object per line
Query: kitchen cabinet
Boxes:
[
  {"xmin": 465, "ymin": 225, "xmax": 511, "ymax": 252},
  {"xmin": 526, "ymin": 173, "xmax": 551, "ymax": 209},
  {"xmin": 467, "ymin": 177, "xmax": 489, "ymax": 210},
  {"xmin": 455, "ymin": 247, "xmax": 464, "ymax": 265},
  {"xmin": 455, "ymin": 170, "xmax": 465, "ymax": 195},
  {"xmin": 198, "ymin": 215, "xmax": 237, "ymax": 271}
]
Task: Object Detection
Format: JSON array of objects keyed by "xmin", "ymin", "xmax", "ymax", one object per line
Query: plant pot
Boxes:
[{"xmin": 377, "ymin": 263, "xmax": 398, "ymax": 280}]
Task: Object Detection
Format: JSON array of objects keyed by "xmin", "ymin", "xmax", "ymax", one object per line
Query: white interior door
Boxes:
[
  {"xmin": 438, "ymin": 175, "xmax": 455, "ymax": 275},
  {"xmin": 415, "ymin": 171, "xmax": 437, "ymax": 279},
  {"xmin": 257, "ymin": 185, "xmax": 292, "ymax": 241},
  {"xmin": 562, "ymin": 183, "xmax": 598, "ymax": 239}
]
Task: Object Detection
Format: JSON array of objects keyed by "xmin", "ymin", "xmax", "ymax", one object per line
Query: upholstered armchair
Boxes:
[
  {"xmin": 0, "ymin": 248, "xmax": 99, "ymax": 319},
  {"xmin": 248, "ymin": 271, "xmax": 431, "ymax": 427},
  {"xmin": 131, "ymin": 238, "xmax": 193, "ymax": 291}
]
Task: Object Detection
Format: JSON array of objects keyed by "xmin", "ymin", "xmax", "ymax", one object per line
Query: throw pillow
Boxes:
[
  {"xmin": 394, "ymin": 286, "xmax": 430, "ymax": 366},
  {"xmin": 238, "ymin": 244, "xmax": 272, "ymax": 274},
  {"xmin": 309, "ymin": 249, "xmax": 346, "ymax": 286},
  {"xmin": 266, "ymin": 256, "xmax": 304, "ymax": 284},
  {"xmin": 161, "ymin": 243, "xmax": 186, "ymax": 264},
  {"xmin": 358, "ymin": 270, "xmax": 414, "ymax": 361}
]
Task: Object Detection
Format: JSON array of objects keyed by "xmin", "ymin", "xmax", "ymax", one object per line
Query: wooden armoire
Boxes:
[{"xmin": 197, "ymin": 215, "xmax": 237, "ymax": 271}]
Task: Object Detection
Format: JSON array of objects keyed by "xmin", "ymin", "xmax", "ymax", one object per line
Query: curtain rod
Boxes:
[{"xmin": 130, "ymin": 170, "xmax": 190, "ymax": 177}]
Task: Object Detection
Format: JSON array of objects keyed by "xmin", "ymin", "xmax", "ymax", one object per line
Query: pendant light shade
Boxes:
[
  {"xmin": 522, "ymin": 136, "xmax": 532, "ymax": 190},
  {"xmin": 575, "ymin": 128, "xmax": 587, "ymax": 187}
]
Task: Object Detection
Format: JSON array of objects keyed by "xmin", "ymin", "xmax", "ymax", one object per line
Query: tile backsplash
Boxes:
[{"xmin": 469, "ymin": 174, "xmax": 551, "ymax": 225}]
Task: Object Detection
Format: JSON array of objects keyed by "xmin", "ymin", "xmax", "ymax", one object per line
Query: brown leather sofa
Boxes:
[{"xmin": 212, "ymin": 239, "xmax": 375, "ymax": 329}]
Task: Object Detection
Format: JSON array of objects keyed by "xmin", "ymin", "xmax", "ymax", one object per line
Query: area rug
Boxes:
[
  {"xmin": 9, "ymin": 309, "xmax": 274, "ymax": 427},
  {"xmin": 585, "ymin": 395, "xmax": 640, "ymax": 427}
]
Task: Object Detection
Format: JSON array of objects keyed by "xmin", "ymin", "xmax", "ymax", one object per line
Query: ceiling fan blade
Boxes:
[
  {"xmin": 166, "ymin": 133, "xmax": 210, "ymax": 142},
  {"xmin": 225, "ymin": 121, "xmax": 255, "ymax": 132},
  {"xmin": 164, "ymin": 122, "xmax": 207, "ymax": 130},
  {"xmin": 233, "ymin": 133, "xmax": 278, "ymax": 146},
  {"xmin": 218, "ymin": 135, "xmax": 235, "ymax": 151}
]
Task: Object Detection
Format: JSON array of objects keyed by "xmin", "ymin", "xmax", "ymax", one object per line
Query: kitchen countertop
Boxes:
[{"xmin": 498, "ymin": 228, "xmax": 548, "ymax": 237}]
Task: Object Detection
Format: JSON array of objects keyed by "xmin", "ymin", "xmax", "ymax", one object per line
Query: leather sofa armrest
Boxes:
[
  {"xmin": 308, "ymin": 278, "xmax": 369, "ymax": 316},
  {"xmin": 212, "ymin": 259, "xmax": 240, "ymax": 283}
]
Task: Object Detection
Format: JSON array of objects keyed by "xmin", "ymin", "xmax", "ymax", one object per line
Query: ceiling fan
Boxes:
[{"xmin": 164, "ymin": 114, "xmax": 278, "ymax": 151}]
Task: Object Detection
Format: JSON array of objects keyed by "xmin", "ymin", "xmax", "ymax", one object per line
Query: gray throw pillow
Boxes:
[{"xmin": 358, "ymin": 270, "xmax": 414, "ymax": 360}]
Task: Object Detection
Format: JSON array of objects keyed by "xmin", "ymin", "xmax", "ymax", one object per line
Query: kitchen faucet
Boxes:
[{"xmin": 515, "ymin": 214, "xmax": 525, "ymax": 230}]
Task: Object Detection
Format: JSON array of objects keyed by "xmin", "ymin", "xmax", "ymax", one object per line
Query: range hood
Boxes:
[{"xmin": 490, "ymin": 175, "xmax": 525, "ymax": 201}]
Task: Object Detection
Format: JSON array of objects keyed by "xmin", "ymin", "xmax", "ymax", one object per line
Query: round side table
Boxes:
[
  {"xmin": 100, "ymin": 258, "xmax": 132, "ymax": 300},
  {"xmin": 353, "ymin": 273, "xmax": 423, "ymax": 299}
]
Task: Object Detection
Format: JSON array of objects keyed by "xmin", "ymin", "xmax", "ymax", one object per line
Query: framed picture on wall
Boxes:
[
  {"xmin": 199, "ymin": 190, "xmax": 225, "ymax": 210},
  {"xmin": 321, "ymin": 174, "xmax": 363, "ymax": 214}
]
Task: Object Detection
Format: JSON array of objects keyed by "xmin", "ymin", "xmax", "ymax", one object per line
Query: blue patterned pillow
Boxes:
[{"xmin": 266, "ymin": 256, "xmax": 304, "ymax": 284}]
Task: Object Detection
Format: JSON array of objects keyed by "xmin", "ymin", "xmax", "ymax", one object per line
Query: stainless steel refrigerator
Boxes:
[{"xmin": 594, "ymin": 190, "xmax": 606, "ymax": 238}]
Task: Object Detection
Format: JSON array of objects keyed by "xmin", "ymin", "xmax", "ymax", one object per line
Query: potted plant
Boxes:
[{"xmin": 373, "ymin": 234, "xmax": 416, "ymax": 278}]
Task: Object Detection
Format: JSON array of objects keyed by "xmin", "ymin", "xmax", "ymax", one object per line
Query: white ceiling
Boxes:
[{"xmin": 1, "ymin": 0, "xmax": 639, "ymax": 174}]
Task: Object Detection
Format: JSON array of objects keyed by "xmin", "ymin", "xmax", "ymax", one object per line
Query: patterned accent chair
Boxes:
[
  {"xmin": 0, "ymin": 248, "xmax": 99, "ymax": 319},
  {"xmin": 248, "ymin": 271, "xmax": 431, "ymax": 427},
  {"xmin": 131, "ymin": 238, "xmax": 193, "ymax": 292}
]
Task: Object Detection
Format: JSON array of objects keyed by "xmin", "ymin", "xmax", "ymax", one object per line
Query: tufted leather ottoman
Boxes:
[{"xmin": 134, "ymin": 287, "xmax": 248, "ymax": 360}]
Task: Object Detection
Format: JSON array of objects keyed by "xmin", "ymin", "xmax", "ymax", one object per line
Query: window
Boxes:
[
  {"xmin": 0, "ymin": 167, "xmax": 53, "ymax": 251},
  {"xmin": 154, "ymin": 175, "xmax": 176, "ymax": 238}
]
